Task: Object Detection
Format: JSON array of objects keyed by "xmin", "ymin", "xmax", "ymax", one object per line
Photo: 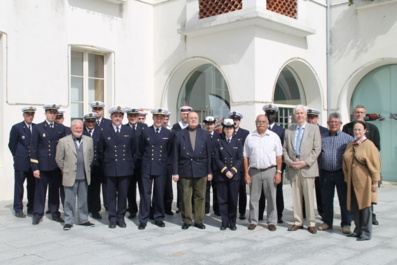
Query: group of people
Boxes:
[{"xmin": 9, "ymin": 101, "xmax": 381, "ymax": 241}]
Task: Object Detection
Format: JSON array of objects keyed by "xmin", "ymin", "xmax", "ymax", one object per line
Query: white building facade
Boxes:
[{"xmin": 1, "ymin": 0, "xmax": 396, "ymax": 200}]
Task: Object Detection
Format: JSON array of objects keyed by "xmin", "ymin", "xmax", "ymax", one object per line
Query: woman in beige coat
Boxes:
[{"xmin": 343, "ymin": 121, "xmax": 381, "ymax": 241}]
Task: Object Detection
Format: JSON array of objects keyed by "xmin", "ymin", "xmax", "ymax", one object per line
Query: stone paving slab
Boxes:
[{"xmin": 1, "ymin": 183, "xmax": 396, "ymax": 264}]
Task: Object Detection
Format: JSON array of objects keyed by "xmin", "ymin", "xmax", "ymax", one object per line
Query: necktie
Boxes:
[
  {"xmin": 227, "ymin": 138, "xmax": 231, "ymax": 144},
  {"xmin": 88, "ymin": 130, "xmax": 92, "ymax": 137},
  {"xmin": 156, "ymin": 128, "xmax": 160, "ymax": 134},
  {"xmin": 296, "ymin": 126, "xmax": 303, "ymax": 156},
  {"xmin": 50, "ymin": 123, "xmax": 54, "ymax": 129},
  {"xmin": 97, "ymin": 120, "xmax": 100, "ymax": 126},
  {"xmin": 29, "ymin": 125, "xmax": 32, "ymax": 133},
  {"xmin": 116, "ymin": 127, "xmax": 119, "ymax": 134}
]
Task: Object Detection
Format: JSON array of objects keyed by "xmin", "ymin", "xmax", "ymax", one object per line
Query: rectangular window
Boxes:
[{"xmin": 70, "ymin": 50, "xmax": 105, "ymax": 120}]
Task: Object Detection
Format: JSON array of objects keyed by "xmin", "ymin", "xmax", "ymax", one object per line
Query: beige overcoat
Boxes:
[{"xmin": 342, "ymin": 140, "xmax": 381, "ymax": 210}]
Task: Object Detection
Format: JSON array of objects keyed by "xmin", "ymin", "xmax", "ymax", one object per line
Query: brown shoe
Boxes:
[
  {"xmin": 268, "ymin": 224, "xmax": 277, "ymax": 231},
  {"xmin": 308, "ymin": 226, "xmax": 317, "ymax": 234},
  {"xmin": 288, "ymin": 225, "xmax": 303, "ymax": 231},
  {"xmin": 248, "ymin": 224, "xmax": 256, "ymax": 230}
]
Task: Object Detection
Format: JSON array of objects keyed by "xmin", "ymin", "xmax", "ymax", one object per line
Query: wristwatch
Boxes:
[{"xmin": 276, "ymin": 170, "xmax": 282, "ymax": 174}]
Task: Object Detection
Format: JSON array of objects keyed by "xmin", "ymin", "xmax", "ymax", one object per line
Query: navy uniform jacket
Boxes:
[
  {"xmin": 139, "ymin": 126, "xmax": 173, "ymax": 176},
  {"xmin": 269, "ymin": 123, "xmax": 286, "ymax": 170},
  {"xmin": 343, "ymin": 121, "xmax": 380, "ymax": 151},
  {"xmin": 173, "ymin": 127, "xmax": 212, "ymax": 178},
  {"xmin": 83, "ymin": 126, "xmax": 101, "ymax": 167},
  {"xmin": 9, "ymin": 122, "xmax": 35, "ymax": 171},
  {"xmin": 98, "ymin": 118, "xmax": 112, "ymax": 132},
  {"xmin": 319, "ymin": 125, "xmax": 329, "ymax": 136},
  {"xmin": 30, "ymin": 121, "xmax": 67, "ymax": 171},
  {"xmin": 98, "ymin": 125, "xmax": 135, "ymax": 177},
  {"xmin": 125, "ymin": 122, "xmax": 148, "ymax": 164},
  {"xmin": 208, "ymin": 132, "xmax": 221, "ymax": 172},
  {"xmin": 65, "ymin": 126, "xmax": 72, "ymax": 136},
  {"xmin": 213, "ymin": 136, "xmax": 243, "ymax": 182},
  {"xmin": 234, "ymin": 128, "xmax": 249, "ymax": 145}
]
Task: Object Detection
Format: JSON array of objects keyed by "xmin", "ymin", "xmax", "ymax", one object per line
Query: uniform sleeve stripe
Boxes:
[
  {"xmin": 221, "ymin": 167, "xmax": 227, "ymax": 173},
  {"xmin": 30, "ymin": 159, "xmax": 39, "ymax": 163}
]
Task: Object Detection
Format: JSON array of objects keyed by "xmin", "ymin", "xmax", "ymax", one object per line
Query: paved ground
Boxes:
[{"xmin": 1, "ymin": 183, "xmax": 397, "ymax": 265}]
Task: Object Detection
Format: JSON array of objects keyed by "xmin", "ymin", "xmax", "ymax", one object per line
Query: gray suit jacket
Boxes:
[
  {"xmin": 56, "ymin": 135, "xmax": 94, "ymax": 187},
  {"xmin": 283, "ymin": 123, "xmax": 321, "ymax": 180}
]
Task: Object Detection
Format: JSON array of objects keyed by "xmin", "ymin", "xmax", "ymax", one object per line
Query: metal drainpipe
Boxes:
[{"xmin": 326, "ymin": 0, "xmax": 331, "ymax": 115}]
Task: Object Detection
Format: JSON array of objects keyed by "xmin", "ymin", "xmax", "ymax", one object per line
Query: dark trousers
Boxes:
[
  {"xmin": 164, "ymin": 164, "xmax": 173, "ymax": 212},
  {"xmin": 140, "ymin": 174, "xmax": 166, "ymax": 223},
  {"xmin": 217, "ymin": 180, "xmax": 239, "ymax": 227},
  {"xmin": 127, "ymin": 168, "xmax": 141, "ymax": 215},
  {"xmin": 205, "ymin": 181, "xmax": 219, "ymax": 214},
  {"xmin": 107, "ymin": 176, "xmax": 129, "ymax": 223},
  {"xmin": 14, "ymin": 170, "xmax": 36, "ymax": 213},
  {"xmin": 351, "ymin": 185, "xmax": 372, "ymax": 240},
  {"xmin": 238, "ymin": 176, "xmax": 247, "ymax": 216},
  {"xmin": 33, "ymin": 169, "xmax": 62, "ymax": 220},
  {"xmin": 258, "ymin": 173, "xmax": 284, "ymax": 220},
  {"xmin": 180, "ymin": 177, "xmax": 207, "ymax": 224},
  {"xmin": 87, "ymin": 165, "xmax": 103, "ymax": 214},
  {"xmin": 315, "ymin": 176, "xmax": 323, "ymax": 217},
  {"xmin": 177, "ymin": 181, "xmax": 183, "ymax": 210},
  {"xmin": 319, "ymin": 170, "xmax": 351, "ymax": 227}
]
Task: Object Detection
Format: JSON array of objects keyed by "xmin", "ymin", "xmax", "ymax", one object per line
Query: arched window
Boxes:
[
  {"xmin": 351, "ymin": 64, "xmax": 397, "ymax": 181},
  {"xmin": 177, "ymin": 64, "xmax": 230, "ymax": 124},
  {"xmin": 274, "ymin": 66, "xmax": 306, "ymax": 128}
]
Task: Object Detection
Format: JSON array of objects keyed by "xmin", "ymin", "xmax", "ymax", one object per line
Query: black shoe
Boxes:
[
  {"xmin": 138, "ymin": 223, "xmax": 146, "ymax": 230},
  {"xmin": 220, "ymin": 226, "xmax": 227, "ymax": 230},
  {"xmin": 155, "ymin": 221, "xmax": 165, "ymax": 227},
  {"xmin": 27, "ymin": 209, "xmax": 34, "ymax": 215},
  {"xmin": 214, "ymin": 212, "xmax": 220, "ymax": 216},
  {"xmin": 79, "ymin": 221, "xmax": 95, "ymax": 227},
  {"xmin": 63, "ymin": 224, "xmax": 73, "ymax": 230},
  {"xmin": 239, "ymin": 215, "xmax": 246, "ymax": 220},
  {"xmin": 165, "ymin": 211, "xmax": 174, "ymax": 216},
  {"xmin": 91, "ymin": 212, "xmax": 102, "ymax": 220},
  {"xmin": 372, "ymin": 216, "xmax": 379, "ymax": 225},
  {"xmin": 15, "ymin": 212, "xmax": 26, "ymax": 218},
  {"xmin": 117, "ymin": 221, "xmax": 127, "ymax": 228},
  {"xmin": 128, "ymin": 212, "xmax": 137, "ymax": 219},
  {"xmin": 347, "ymin": 233, "xmax": 359, "ymax": 238},
  {"xmin": 277, "ymin": 219, "xmax": 283, "ymax": 224},
  {"xmin": 176, "ymin": 209, "xmax": 181, "ymax": 214},
  {"xmin": 194, "ymin": 223, "xmax": 206, "ymax": 229},
  {"xmin": 109, "ymin": 222, "xmax": 116, "ymax": 228},
  {"xmin": 32, "ymin": 218, "xmax": 41, "ymax": 225},
  {"xmin": 181, "ymin": 223, "xmax": 191, "ymax": 230},
  {"xmin": 45, "ymin": 209, "xmax": 50, "ymax": 214},
  {"xmin": 229, "ymin": 225, "xmax": 237, "ymax": 231},
  {"xmin": 357, "ymin": 237, "xmax": 370, "ymax": 241},
  {"xmin": 52, "ymin": 216, "xmax": 64, "ymax": 223}
]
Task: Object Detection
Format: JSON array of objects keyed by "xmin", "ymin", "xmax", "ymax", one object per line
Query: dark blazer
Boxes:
[
  {"xmin": 125, "ymin": 122, "xmax": 148, "ymax": 162},
  {"xmin": 213, "ymin": 136, "xmax": 243, "ymax": 182},
  {"xmin": 342, "ymin": 121, "xmax": 380, "ymax": 151},
  {"xmin": 65, "ymin": 126, "xmax": 72, "ymax": 136},
  {"xmin": 319, "ymin": 125, "xmax": 329, "ymax": 135},
  {"xmin": 173, "ymin": 127, "xmax": 212, "ymax": 178},
  {"xmin": 139, "ymin": 126, "xmax": 173, "ymax": 176},
  {"xmin": 30, "ymin": 121, "xmax": 67, "ymax": 171},
  {"xmin": 97, "ymin": 117, "xmax": 112, "ymax": 132},
  {"xmin": 98, "ymin": 125, "xmax": 135, "ymax": 177},
  {"xmin": 83, "ymin": 126, "xmax": 101, "ymax": 167},
  {"xmin": 9, "ymin": 121, "xmax": 35, "ymax": 171}
]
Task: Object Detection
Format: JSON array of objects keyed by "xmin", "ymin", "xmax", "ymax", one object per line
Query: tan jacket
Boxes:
[
  {"xmin": 55, "ymin": 135, "xmax": 94, "ymax": 187},
  {"xmin": 283, "ymin": 123, "xmax": 321, "ymax": 180},
  {"xmin": 343, "ymin": 140, "xmax": 381, "ymax": 210}
]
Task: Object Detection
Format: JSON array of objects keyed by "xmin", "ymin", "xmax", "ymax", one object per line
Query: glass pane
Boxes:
[
  {"xmin": 88, "ymin": 54, "xmax": 104, "ymax": 78},
  {"xmin": 178, "ymin": 64, "xmax": 230, "ymax": 130},
  {"xmin": 274, "ymin": 67, "xmax": 305, "ymax": 105},
  {"xmin": 71, "ymin": 77, "xmax": 83, "ymax": 101},
  {"xmin": 89, "ymin": 78, "xmax": 104, "ymax": 102},
  {"xmin": 71, "ymin": 51, "xmax": 83, "ymax": 76},
  {"xmin": 71, "ymin": 102, "xmax": 83, "ymax": 119},
  {"xmin": 351, "ymin": 64, "xmax": 397, "ymax": 181}
]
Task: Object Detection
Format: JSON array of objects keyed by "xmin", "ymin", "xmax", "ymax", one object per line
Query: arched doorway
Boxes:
[
  {"xmin": 274, "ymin": 66, "xmax": 307, "ymax": 128},
  {"xmin": 177, "ymin": 64, "xmax": 230, "ymax": 127},
  {"xmin": 350, "ymin": 64, "xmax": 397, "ymax": 181}
]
